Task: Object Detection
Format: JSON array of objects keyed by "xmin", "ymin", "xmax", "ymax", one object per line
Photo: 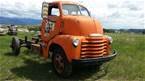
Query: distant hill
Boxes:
[
  {"xmin": 104, "ymin": 28, "xmax": 145, "ymax": 34},
  {"xmin": 0, "ymin": 17, "xmax": 41, "ymax": 25}
]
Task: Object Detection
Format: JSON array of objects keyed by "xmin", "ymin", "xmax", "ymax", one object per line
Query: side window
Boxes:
[
  {"xmin": 45, "ymin": 4, "xmax": 59, "ymax": 33},
  {"xmin": 51, "ymin": 8, "xmax": 59, "ymax": 16}
]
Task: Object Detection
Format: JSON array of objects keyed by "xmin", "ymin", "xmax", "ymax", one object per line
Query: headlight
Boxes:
[
  {"xmin": 107, "ymin": 36, "xmax": 113, "ymax": 44},
  {"xmin": 72, "ymin": 38, "xmax": 79, "ymax": 47}
]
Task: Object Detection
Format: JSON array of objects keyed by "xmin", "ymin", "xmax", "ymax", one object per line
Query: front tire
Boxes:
[{"xmin": 52, "ymin": 47, "xmax": 72, "ymax": 77}]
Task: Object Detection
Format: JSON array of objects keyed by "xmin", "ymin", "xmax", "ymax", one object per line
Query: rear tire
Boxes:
[
  {"xmin": 52, "ymin": 47, "xmax": 72, "ymax": 78},
  {"xmin": 11, "ymin": 37, "xmax": 20, "ymax": 56}
]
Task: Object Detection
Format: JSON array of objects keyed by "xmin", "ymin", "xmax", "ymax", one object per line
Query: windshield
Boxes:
[{"xmin": 62, "ymin": 4, "xmax": 90, "ymax": 16}]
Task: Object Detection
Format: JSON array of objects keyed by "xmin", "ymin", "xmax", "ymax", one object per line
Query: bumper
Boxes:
[{"xmin": 72, "ymin": 50, "xmax": 117, "ymax": 65}]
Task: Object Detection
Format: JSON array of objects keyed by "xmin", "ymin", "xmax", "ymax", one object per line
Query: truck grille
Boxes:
[{"xmin": 81, "ymin": 37, "xmax": 108, "ymax": 58}]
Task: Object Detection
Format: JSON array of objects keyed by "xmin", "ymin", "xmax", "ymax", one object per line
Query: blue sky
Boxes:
[{"xmin": 0, "ymin": 0, "xmax": 144, "ymax": 29}]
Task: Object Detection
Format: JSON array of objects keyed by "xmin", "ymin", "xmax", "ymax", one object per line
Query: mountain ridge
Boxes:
[{"xmin": 0, "ymin": 17, "xmax": 41, "ymax": 25}]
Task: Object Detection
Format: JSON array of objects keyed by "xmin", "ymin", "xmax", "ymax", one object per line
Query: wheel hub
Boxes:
[{"xmin": 54, "ymin": 54, "xmax": 64, "ymax": 73}]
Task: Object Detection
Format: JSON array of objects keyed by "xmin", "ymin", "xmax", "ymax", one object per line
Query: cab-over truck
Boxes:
[{"xmin": 11, "ymin": 1, "xmax": 117, "ymax": 77}]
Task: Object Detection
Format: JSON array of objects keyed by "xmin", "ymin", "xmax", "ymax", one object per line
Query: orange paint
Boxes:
[{"xmin": 40, "ymin": 1, "xmax": 112, "ymax": 62}]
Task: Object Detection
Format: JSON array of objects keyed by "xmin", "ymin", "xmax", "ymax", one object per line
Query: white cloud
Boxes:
[
  {"xmin": 78, "ymin": 0, "xmax": 145, "ymax": 29},
  {"xmin": 0, "ymin": 0, "xmax": 43, "ymax": 19},
  {"xmin": 0, "ymin": 0, "xmax": 144, "ymax": 29}
]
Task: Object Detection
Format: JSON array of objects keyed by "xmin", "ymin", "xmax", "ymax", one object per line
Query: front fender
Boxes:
[{"xmin": 49, "ymin": 35, "xmax": 82, "ymax": 62}]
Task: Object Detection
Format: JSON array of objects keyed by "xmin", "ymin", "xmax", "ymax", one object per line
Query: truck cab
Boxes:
[{"xmin": 40, "ymin": 1, "xmax": 117, "ymax": 77}]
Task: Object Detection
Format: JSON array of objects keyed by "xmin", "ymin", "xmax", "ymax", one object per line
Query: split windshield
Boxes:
[{"xmin": 62, "ymin": 4, "xmax": 90, "ymax": 16}]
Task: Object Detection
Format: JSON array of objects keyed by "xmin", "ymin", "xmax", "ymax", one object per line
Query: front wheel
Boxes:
[{"xmin": 52, "ymin": 47, "xmax": 72, "ymax": 77}]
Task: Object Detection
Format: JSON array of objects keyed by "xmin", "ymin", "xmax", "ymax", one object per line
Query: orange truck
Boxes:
[{"xmin": 11, "ymin": 1, "xmax": 117, "ymax": 77}]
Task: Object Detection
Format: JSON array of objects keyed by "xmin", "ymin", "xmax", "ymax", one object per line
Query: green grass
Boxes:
[{"xmin": 0, "ymin": 32, "xmax": 145, "ymax": 81}]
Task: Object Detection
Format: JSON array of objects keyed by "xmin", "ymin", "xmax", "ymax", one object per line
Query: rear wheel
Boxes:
[
  {"xmin": 52, "ymin": 47, "xmax": 72, "ymax": 77},
  {"xmin": 11, "ymin": 37, "xmax": 20, "ymax": 56}
]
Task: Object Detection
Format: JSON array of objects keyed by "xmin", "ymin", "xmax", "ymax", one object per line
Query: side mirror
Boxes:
[{"xmin": 41, "ymin": 2, "xmax": 49, "ymax": 18}]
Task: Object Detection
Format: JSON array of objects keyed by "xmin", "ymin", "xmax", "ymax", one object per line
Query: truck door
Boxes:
[
  {"xmin": 41, "ymin": 2, "xmax": 61, "ymax": 58},
  {"xmin": 41, "ymin": 3, "xmax": 61, "ymax": 42}
]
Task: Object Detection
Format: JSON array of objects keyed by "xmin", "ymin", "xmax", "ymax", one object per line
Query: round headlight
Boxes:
[
  {"xmin": 72, "ymin": 38, "xmax": 79, "ymax": 47},
  {"xmin": 107, "ymin": 36, "xmax": 113, "ymax": 44}
]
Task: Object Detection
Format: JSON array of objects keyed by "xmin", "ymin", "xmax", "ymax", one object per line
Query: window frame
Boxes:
[{"xmin": 62, "ymin": 4, "xmax": 91, "ymax": 16}]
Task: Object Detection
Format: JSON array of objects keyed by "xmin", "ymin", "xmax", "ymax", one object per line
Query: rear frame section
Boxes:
[{"xmin": 10, "ymin": 36, "xmax": 41, "ymax": 55}]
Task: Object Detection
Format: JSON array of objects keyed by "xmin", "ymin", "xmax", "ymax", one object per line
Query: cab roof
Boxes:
[{"xmin": 49, "ymin": 1, "xmax": 83, "ymax": 6}]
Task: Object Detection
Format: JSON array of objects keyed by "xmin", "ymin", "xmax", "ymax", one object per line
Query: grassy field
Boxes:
[{"xmin": 0, "ymin": 32, "xmax": 145, "ymax": 81}]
